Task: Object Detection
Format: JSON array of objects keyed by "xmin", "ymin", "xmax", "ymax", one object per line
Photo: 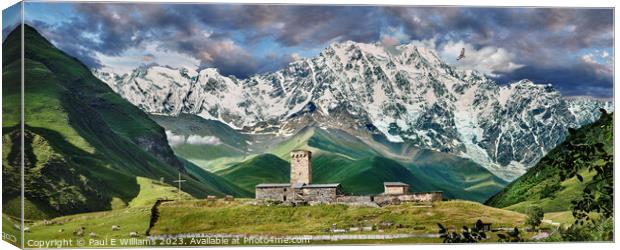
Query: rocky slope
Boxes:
[
  {"xmin": 94, "ymin": 41, "xmax": 612, "ymax": 180},
  {"xmin": 485, "ymin": 110, "xmax": 613, "ymax": 212}
]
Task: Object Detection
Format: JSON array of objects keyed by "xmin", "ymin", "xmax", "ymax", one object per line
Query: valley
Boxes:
[{"xmin": 152, "ymin": 114, "xmax": 508, "ymax": 202}]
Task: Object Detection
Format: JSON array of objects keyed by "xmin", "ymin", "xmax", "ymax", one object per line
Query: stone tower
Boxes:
[{"xmin": 290, "ymin": 150, "xmax": 312, "ymax": 185}]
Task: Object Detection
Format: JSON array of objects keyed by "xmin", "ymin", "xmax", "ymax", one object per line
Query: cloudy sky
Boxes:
[{"xmin": 4, "ymin": 2, "xmax": 614, "ymax": 98}]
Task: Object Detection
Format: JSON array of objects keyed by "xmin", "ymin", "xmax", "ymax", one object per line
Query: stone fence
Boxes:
[
  {"xmin": 335, "ymin": 196, "xmax": 373, "ymax": 203},
  {"xmin": 339, "ymin": 192, "xmax": 443, "ymax": 206},
  {"xmin": 397, "ymin": 192, "xmax": 444, "ymax": 202}
]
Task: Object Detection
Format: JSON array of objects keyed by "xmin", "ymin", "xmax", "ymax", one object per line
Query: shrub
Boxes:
[
  {"xmin": 437, "ymin": 223, "xmax": 486, "ymax": 243},
  {"xmin": 525, "ymin": 206, "xmax": 544, "ymax": 230},
  {"xmin": 497, "ymin": 227, "xmax": 524, "ymax": 242}
]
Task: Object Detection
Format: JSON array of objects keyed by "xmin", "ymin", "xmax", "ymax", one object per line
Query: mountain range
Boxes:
[
  {"xmin": 150, "ymin": 113, "xmax": 508, "ymax": 202},
  {"xmin": 95, "ymin": 41, "xmax": 613, "ymax": 180}
]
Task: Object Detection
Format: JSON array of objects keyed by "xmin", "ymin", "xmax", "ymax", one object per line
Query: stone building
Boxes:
[
  {"xmin": 255, "ymin": 183, "xmax": 290, "ymax": 201},
  {"xmin": 383, "ymin": 182, "xmax": 410, "ymax": 195},
  {"xmin": 298, "ymin": 184, "xmax": 342, "ymax": 202},
  {"xmin": 255, "ymin": 150, "xmax": 342, "ymax": 203},
  {"xmin": 255, "ymin": 149, "xmax": 442, "ymax": 205}
]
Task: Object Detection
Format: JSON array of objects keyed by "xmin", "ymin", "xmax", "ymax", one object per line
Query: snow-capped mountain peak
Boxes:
[{"xmin": 94, "ymin": 40, "xmax": 613, "ymax": 181}]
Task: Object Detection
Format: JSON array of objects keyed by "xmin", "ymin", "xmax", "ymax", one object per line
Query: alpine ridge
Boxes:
[{"xmin": 94, "ymin": 41, "xmax": 613, "ymax": 181}]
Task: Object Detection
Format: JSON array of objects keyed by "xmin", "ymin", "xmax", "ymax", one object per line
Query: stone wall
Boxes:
[
  {"xmin": 397, "ymin": 192, "xmax": 443, "ymax": 202},
  {"xmin": 255, "ymin": 185, "xmax": 344, "ymax": 203},
  {"xmin": 256, "ymin": 186, "xmax": 442, "ymax": 204},
  {"xmin": 385, "ymin": 186, "xmax": 408, "ymax": 195},
  {"xmin": 256, "ymin": 190, "xmax": 443, "ymax": 203},
  {"xmin": 255, "ymin": 187, "xmax": 288, "ymax": 201},
  {"xmin": 302, "ymin": 187, "xmax": 340, "ymax": 202},
  {"xmin": 374, "ymin": 195, "xmax": 401, "ymax": 205},
  {"xmin": 372, "ymin": 192, "xmax": 443, "ymax": 205},
  {"xmin": 335, "ymin": 196, "xmax": 373, "ymax": 203}
]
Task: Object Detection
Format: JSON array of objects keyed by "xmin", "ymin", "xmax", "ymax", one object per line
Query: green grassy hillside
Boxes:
[
  {"xmin": 313, "ymin": 155, "xmax": 419, "ymax": 195},
  {"xmin": 1, "ymin": 25, "xmax": 245, "ymax": 219},
  {"xmin": 1, "ymin": 177, "xmax": 181, "ymax": 246},
  {"xmin": 182, "ymin": 159, "xmax": 252, "ymax": 197},
  {"xmin": 198, "ymin": 126, "xmax": 506, "ymax": 201},
  {"xmin": 127, "ymin": 177, "xmax": 194, "ymax": 208},
  {"xmin": 3, "ymin": 179, "xmax": 187, "ymax": 245},
  {"xmin": 485, "ymin": 111, "xmax": 613, "ymax": 213},
  {"xmin": 405, "ymin": 150, "xmax": 508, "ymax": 202},
  {"xmin": 216, "ymin": 154, "xmax": 290, "ymax": 192},
  {"xmin": 307, "ymin": 128, "xmax": 380, "ymax": 159},
  {"xmin": 278, "ymin": 127, "xmax": 506, "ymax": 201}
]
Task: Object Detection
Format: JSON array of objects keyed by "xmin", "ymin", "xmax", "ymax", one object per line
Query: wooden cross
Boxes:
[{"xmin": 173, "ymin": 172, "xmax": 186, "ymax": 201}]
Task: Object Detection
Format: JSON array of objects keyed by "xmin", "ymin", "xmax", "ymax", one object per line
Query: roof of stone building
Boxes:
[
  {"xmin": 291, "ymin": 149, "xmax": 311, "ymax": 153},
  {"xmin": 255, "ymin": 183, "xmax": 291, "ymax": 188},
  {"xmin": 282, "ymin": 183, "xmax": 342, "ymax": 189},
  {"xmin": 383, "ymin": 182, "xmax": 410, "ymax": 187},
  {"xmin": 304, "ymin": 183, "xmax": 341, "ymax": 188}
]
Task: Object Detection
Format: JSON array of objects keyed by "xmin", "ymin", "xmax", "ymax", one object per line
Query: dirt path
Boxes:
[{"xmin": 145, "ymin": 199, "xmax": 172, "ymax": 236}]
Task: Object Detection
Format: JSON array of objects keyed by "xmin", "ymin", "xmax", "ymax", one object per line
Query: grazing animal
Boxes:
[
  {"xmin": 129, "ymin": 231, "xmax": 139, "ymax": 237},
  {"xmin": 23, "ymin": 227, "xmax": 31, "ymax": 233},
  {"xmin": 89, "ymin": 232, "xmax": 97, "ymax": 238},
  {"xmin": 74, "ymin": 227, "xmax": 85, "ymax": 236},
  {"xmin": 112, "ymin": 225, "xmax": 121, "ymax": 231}
]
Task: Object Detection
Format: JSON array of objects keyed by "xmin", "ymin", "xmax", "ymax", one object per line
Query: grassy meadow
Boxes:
[
  {"xmin": 4, "ymin": 189, "xmax": 563, "ymax": 246},
  {"xmin": 152, "ymin": 199, "xmax": 527, "ymax": 235}
]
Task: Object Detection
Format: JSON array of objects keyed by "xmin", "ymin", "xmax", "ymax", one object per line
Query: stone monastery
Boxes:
[{"xmin": 255, "ymin": 150, "xmax": 443, "ymax": 205}]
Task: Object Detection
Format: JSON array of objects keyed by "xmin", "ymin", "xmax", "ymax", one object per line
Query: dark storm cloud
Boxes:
[
  {"xmin": 27, "ymin": 3, "xmax": 245, "ymax": 76},
  {"xmin": 384, "ymin": 7, "xmax": 613, "ymax": 56},
  {"xmin": 177, "ymin": 5, "xmax": 383, "ymax": 46},
  {"xmin": 25, "ymin": 19, "xmax": 103, "ymax": 68},
  {"xmin": 384, "ymin": 7, "xmax": 613, "ymax": 97},
  {"xmin": 29, "ymin": 4, "xmax": 384, "ymax": 77},
  {"xmin": 26, "ymin": 4, "xmax": 613, "ymax": 97},
  {"xmin": 496, "ymin": 64, "xmax": 613, "ymax": 97}
]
